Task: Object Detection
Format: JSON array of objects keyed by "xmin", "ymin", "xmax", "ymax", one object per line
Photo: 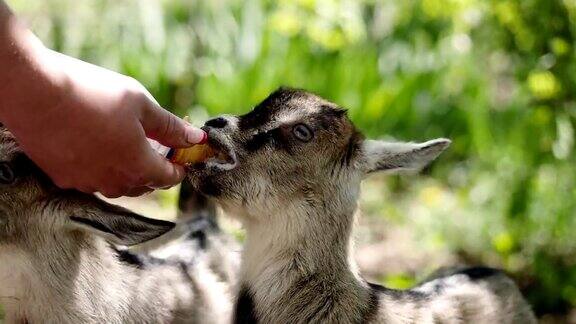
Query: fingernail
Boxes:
[{"xmin": 186, "ymin": 127, "xmax": 207, "ymax": 144}]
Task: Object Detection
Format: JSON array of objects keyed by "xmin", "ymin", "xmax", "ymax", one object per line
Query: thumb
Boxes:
[{"xmin": 140, "ymin": 102, "xmax": 206, "ymax": 148}]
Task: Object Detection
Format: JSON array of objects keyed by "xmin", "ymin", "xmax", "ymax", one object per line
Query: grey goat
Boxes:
[
  {"xmin": 0, "ymin": 129, "xmax": 232, "ymax": 324},
  {"xmin": 186, "ymin": 88, "xmax": 537, "ymax": 324}
]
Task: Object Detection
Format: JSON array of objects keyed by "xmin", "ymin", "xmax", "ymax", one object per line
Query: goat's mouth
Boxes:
[{"xmin": 190, "ymin": 133, "xmax": 238, "ymax": 172}]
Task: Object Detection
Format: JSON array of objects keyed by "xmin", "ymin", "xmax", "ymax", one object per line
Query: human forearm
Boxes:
[
  {"xmin": 0, "ymin": 1, "xmax": 206, "ymax": 197},
  {"xmin": 0, "ymin": 1, "xmax": 65, "ymax": 126},
  {"xmin": 0, "ymin": 0, "xmax": 41, "ymax": 85}
]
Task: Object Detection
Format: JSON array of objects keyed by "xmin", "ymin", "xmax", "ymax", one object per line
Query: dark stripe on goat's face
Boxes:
[
  {"xmin": 239, "ymin": 97, "xmax": 278, "ymax": 131},
  {"xmin": 234, "ymin": 286, "xmax": 258, "ymax": 324},
  {"xmin": 239, "ymin": 105, "xmax": 274, "ymax": 131},
  {"xmin": 244, "ymin": 128, "xmax": 278, "ymax": 152},
  {"xmin": 244, "ymin": 127, "xmax": 293, "ymax": 155},
  {"xmin": 239, "ymin": 87, "xmax": 311, "ymax": 131},
  {"xmin": 315, "ymin": 105, "xmax": 347, "ymax": 129}
]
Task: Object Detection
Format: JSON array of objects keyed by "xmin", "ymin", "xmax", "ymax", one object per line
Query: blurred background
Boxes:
[{"xmin": 4, "ymin": 0, "xmax": 576, "ymax": 322}]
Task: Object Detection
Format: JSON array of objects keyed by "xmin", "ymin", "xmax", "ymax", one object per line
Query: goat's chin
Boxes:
[{"xmin": 185, "ymin": 171, "xmax": 236, "ymax": 199}]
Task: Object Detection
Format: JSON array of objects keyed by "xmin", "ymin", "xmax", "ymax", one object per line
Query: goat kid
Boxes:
[
  {"xmin": 186, "ymin": 88, "xmax": 536, "ymax": 324},
  {"xmin": 0, "ymin": 129, "xmax": 232, "ymax": 324}
]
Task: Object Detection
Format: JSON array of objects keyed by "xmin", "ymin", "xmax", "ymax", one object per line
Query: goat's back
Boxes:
[{"xmin": 372, "ymin": 267, "xmax": 536, "ymax": 324}]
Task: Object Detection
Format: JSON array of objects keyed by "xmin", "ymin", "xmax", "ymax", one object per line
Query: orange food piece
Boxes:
[{"xmin": 170, "ymin": 144, "xmax": 216, "ymax": 165}]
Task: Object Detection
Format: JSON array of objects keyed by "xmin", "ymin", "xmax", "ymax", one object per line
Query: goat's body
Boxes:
[
  {"xmin": 373, "ymin": 268, "xmax": 535, "ymax": 323},
  {"xmin": 0, "ymin": 228, "xmax": 231, "ymax": 324},
  {"xmin": 231, "ymin": 198, "xmax": 535, "ymax": 324},
  {"xmin": 236, "ymin": 247, "xmax": 535, "ymax": 324},
  {"xmin": 0, "ymin": 131, "xmax": 236, "ymax": 323}
]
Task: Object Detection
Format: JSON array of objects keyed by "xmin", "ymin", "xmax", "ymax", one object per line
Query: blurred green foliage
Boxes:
[{"xmin": 7, "ymin": 0, "xmax": 576, "ymax": 317}]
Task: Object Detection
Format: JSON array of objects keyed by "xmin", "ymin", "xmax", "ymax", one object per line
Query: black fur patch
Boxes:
[
  {"xmin": 90, "ymin": 198, "xmax": 176, "ymax": 230},
  {"xmin": 179, "ymin": 261, "xmax": 195, "ymax": 285},
  {"xmin": 239, "ymin": 87, "xmax": 312, "ymax": 131},
  {"xmin": 339, "ymin": 130, "xmax": 363, "ymax": 168},
  {"xmin": 245, "ymin": 127, "xmax": 292, "ymax": 155},
  {"xmin": 111, "ymin": 244, "xmax": 203, "ymax": 270},
  {"xmin": 363, "ymin": 282, "xmax": 430, "ymax": 322},
  {"xmin": 316, "ymin": 105, "xmax": 347, "ymax": 130},
  {"xmin": 111, "ymin": 245, "xmax": 146, "ymax": 269},
  {"xmin": 239, "ymin": 106, "xmax": 273, "ymax": 131},
  {"xmin": 234, "ymin": 287, "xmax": 258, "ymax": 324},
  {"xmin": 239, "ymin": 96, "xmax": 278, "ymax": 131},
  {"xmin": 11, "ymin": 153, "xmax": 55, "ymax": 188},
  {"xmin": 70, "ymin": 216, "xmax": 119, "ymax": 237},
  {"xmin": 178, "ymin": 181, "xmax": 220, "ymax": 222},
  {"xmin": 454, "ymin": 266, "xmax": 501, "ymax": 281},
  {"xmin": 362, "ymin": 284, "xmax": 382, "ymax": 323},
  {"xmin": 199, "ymin": 178, "xmax": 223, "ymax": 197},
  {"xmin": 184, "ymin": 216, "xmax": 215, "ymax": 250},
  {"xmin": 368, "ymin": 282, "xmax": 427, "ymax": 301},
  {"xmin": 178, "ymin": 179, "xmax": 200, "ymax": 212},
  {"xmin": 245, "ymin": 129, "xmax": 277, "ymax": 152},
  {"xmin": 188, "ymin": 229, "xmax": 207, "ymax": 249}
]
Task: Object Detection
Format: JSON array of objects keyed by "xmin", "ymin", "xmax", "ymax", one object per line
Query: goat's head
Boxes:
[
  {"xmin": 0, "ymin": 128, "xmax": 175, "ymax": 252},
  {"xmin": 187, "ymin": 88, "xmax": 450, "ymax": 220}
]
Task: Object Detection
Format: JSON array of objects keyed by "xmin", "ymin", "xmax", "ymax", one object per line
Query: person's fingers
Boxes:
[
  {"xmin": 139, "ymin": 101, "xmax": 206, "ymax": 148},
  {"xmin": 124, "ymin": 186, "xmax": 154, "ymax": 197},
  {"xmin": 141, "ymin": 150, "xmax": 186, "ymax": 188},
  {"xmin": 97, "ymin": 178, "xmax": 132, "ymax": 198},
  {"xmin": 99, "ymin": 188, "xmax": 125, "ymax": 199},
  {"xmin": 77, "ymin": 186, "xmax": 96, "ymax": 194}
]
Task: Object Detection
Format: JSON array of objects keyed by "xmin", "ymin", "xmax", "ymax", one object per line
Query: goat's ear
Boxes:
[
  {"xmin": 358, "ymin": 138, "xmax": 450, "ymax": 174},
  {"xmin": 68, "ymin": 198, "xmax": 175, "ymax": 246}
]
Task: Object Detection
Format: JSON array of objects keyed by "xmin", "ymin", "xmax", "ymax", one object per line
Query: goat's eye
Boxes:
[
  {"xmin": 0, "ymin": 162, "xmax": 15, "ymax": 184},
  {"xmin": 292, "ymin": 124, "xmax": 313, "ymax": 142}
]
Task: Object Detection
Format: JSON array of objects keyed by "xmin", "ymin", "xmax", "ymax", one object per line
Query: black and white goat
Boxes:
[{"xmin": 186, "ymin": 88, "xmax": 536, "ymax": 324}]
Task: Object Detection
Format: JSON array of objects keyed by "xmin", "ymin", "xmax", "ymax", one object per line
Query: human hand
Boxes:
[{"xmin": 0, "ymin": 47, "xmax": 204, "ymax": 197}]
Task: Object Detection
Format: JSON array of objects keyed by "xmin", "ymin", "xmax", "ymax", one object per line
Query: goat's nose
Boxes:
[{"xmin": 204, "ymin": 117, "xmax": 229, "ymax": 129}]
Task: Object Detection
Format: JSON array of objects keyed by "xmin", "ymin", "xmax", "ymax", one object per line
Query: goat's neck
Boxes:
[{"xmin": 238, "ymin": 190, "xmax": 375, "ymax": 323}]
